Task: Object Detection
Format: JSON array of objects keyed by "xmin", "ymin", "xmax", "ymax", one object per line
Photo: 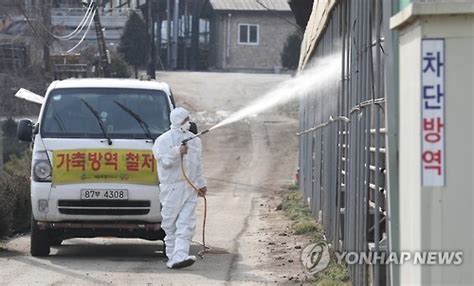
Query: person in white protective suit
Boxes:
[{"xmin": 152, "ymin": 107, "xmax": 207, "ymax": 269}]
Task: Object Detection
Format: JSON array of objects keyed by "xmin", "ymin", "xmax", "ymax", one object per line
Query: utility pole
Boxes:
[
  {"xmin": 151, "ymin": 0, "xmax": 156, "ymax": 78},
  {"xmin": 41, "ymin": 0, "xmax": 52, "ymax": 72},
  {"xmin": 156, "ymin": 0, "xmax": 162, "ymax": 70},
  {"xmin": 190, "ymin": 0, "xmax": 204, "ymax": 70},
  {"xmin": 166, "ymin": 0, "xmax": 171, "ymax": 68},
  {"xmin": 147, "ymin": 0, "xmax": 156, "ymax": 79},
  {"xmin": 0, "ymin": 120, "xmax": 3, "ymax": 177},
  {"xmin": 183, "ymin": 0, "xmax": 188, "ymax": 69},
  {"xmin": 91, "ymin": 1, "xmax": 111, "ymax": 77},
  {"xmin": 171, "ymin": 0, "xmax": 179, "ymax": 69}
]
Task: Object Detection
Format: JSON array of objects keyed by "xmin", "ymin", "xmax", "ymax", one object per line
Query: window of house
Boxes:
[{"xmin": 238, "ymin": 24, "xmax": 259, "ymax": 45}]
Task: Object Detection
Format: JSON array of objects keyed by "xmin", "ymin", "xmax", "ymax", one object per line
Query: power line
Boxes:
[
  {"xmin": 15, "ymin": 0, "xmax": 94, "ymax": 47},
  {"xmin": 18, "ymin": 0, "xmax": 97, "ymax": 54},
  {"xmin": 18, "ymin": 1, "xmax": 95, "ymax": 42},
  {"xmin": 50, "ymin": 1, "xmax": 94, "ymax": 40},
  {"xmin": 66, "ymin": 8, "xmax": 96, "ymax": 53}
]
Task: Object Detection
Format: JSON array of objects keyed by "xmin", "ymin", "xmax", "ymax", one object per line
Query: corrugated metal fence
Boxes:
[{"xmin": 298, "ymin": 0, "xmax": 390, "ymax": 285}]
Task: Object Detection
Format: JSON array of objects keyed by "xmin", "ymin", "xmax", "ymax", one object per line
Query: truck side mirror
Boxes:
[
  {"xmin": 190, "ymin": 122, "xmax": 198, "ymax": 135},
  {"xmin": 17, "ymin": 119, "xmax": 33, "ymax": 142}
]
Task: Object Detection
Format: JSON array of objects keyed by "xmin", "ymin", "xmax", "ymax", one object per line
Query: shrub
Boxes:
[
  {"xmin": 0, "ymin": 151, "xmax": 32, "ymax": 237},
  {"xmin": 118, "ymin": 12, "xmax": 148, "ymax": 78},
  {"xmin": 2, "ymin": 118, "xmax": 17, "ymax": 137},
  {"xmin": 2, "ymin": 118, "xmax": 29, "ymax": 163},
  {"xmin": 281, "ymin": 32, "xmax": 303, "ymax": 70},
  {"xmin": 0, "ymin": 177, "xmax": 15, "ymax": 237},
  {"xmin": 110, "ymin": 54, "xmax": 131, "ymax": 78}
]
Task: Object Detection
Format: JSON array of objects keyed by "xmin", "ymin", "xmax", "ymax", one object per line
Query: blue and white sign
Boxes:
[{"xmin": 421, "ymin": 39, "xmax": 445, "ymax": 187}]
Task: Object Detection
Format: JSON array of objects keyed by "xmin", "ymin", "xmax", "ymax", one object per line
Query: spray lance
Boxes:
[{"xmin": 181, "ymin": 128, "xmax": 211, "ymax": 146}]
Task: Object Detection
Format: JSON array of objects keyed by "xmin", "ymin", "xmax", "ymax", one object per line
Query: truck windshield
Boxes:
[{"xmin": 41, "ymin": 88, "xmax": 171, "ymax": 139}]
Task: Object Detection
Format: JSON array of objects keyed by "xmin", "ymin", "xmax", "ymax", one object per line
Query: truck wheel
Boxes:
[
  {"xmin": 163, "ymin": 241, "xmax": 168, "ymax": 258},
  {"xmin": 158, "ymin": 227, "xmax": 166, "ymax": 241},
  {"xmin": 159, "ymin": 228, "xmax": 167, "ymax": 257},
  {"xmin": 30, "ymin": 217, "xmax": 50, "ymax": 256},
  {"xmin": 50, "ymin": 238, "xmax": 63, "ymax": 246}
]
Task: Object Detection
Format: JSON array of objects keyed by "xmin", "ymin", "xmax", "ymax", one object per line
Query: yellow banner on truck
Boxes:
[{"xmin": 52, "ymin": 149, "xmax": 158, "ymax": 185}]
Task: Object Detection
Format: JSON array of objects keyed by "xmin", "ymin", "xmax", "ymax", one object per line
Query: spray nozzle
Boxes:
[{"xmin": 181, "ymin": 129, "xmax": 210, "ymax": 145}]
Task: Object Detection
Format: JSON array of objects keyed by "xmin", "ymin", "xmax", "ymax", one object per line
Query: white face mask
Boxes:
[{"xmin": 180, "ymin": 121, "xmax": 191, "ymax": 133}]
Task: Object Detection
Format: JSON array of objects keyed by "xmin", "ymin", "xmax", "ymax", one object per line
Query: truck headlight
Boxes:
[
  {"xmin": 38, "ymin": 199, "xmax": 49, "ymax": 213},
  {"xmin": 33, "ymin": 161, "xmax": 52, "ymax": 182}
]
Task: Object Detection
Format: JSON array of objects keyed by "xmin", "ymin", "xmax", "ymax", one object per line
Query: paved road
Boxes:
[{"xmin": 0, "ymin": 71, "xmax": 304, "ymax": 285}]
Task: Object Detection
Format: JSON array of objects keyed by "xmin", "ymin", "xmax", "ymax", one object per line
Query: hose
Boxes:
[{"xmin": 180, "ymin": 155, "xmax": 228, "ymax": 258}]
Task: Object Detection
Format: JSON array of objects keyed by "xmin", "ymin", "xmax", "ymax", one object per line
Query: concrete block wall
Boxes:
[{"xmin": 210, "ymin": 11, "xmax": 297, "ymax": 72}]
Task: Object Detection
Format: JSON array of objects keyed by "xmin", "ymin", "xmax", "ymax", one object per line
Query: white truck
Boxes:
[{"xmin": 16, "ymin": 78, "xmax": 187, "ymax": 256}]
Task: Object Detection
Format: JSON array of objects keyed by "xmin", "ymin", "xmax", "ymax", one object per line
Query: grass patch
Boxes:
[
  {"xmin": 293, "ymin": 220, "xmax": 319, "ymax": 235},
  {"xmin": 282, "ymin": 191, "xmax": 323, "ymax": 238},
  {"xmin": 288, "ymin": 183, "xmax": 299, "ymax": 191},
  {"xmin": 281, "ymin": 190, "xmax": 350, "ymax": 285},
  {"xmin": 314, "ymin": 259, "xmax": 350, "ymax": 285}
]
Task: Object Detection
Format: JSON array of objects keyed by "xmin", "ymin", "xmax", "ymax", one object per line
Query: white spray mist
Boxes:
[{"xmin": 209, "ymin": 53, "xmax": 342, "ymax": 130}]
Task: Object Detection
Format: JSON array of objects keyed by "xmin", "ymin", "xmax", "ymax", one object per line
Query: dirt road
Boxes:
[{"xmin": 0, "ymin": 71, "xmax": 311, "ymax": 285}]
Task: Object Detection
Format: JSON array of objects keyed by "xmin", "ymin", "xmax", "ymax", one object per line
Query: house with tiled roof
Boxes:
[{"xmin": 205, "ymin": 0, "xmax": 298, "ymax": 72}]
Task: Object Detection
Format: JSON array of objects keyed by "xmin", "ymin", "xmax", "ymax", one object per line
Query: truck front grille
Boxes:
[{"xmin": 58, "ymin": 200, "xmax": 151, "ymax": 216}]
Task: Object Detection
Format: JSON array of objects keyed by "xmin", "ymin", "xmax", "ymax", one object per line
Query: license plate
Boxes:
[{"xmin": 81, "ymin": 189, "xmax": 128, "ymax": 200}]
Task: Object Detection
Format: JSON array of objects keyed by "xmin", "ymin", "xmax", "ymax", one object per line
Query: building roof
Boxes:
[{"xmin": 209, "ymin": 0, "xmax": 291, "ymax": 12}]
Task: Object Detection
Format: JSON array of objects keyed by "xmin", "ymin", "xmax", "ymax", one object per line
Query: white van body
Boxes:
[{"xmin": 21, "ymin": 78, "xmax": 175, "ymax": 256}]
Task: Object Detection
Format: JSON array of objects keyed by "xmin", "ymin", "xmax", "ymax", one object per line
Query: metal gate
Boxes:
[{"xmin": 297, "ymin": 0, "xmax": 390, "ymax": 285}]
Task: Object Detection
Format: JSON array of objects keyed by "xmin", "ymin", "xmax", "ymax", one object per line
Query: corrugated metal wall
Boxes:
[{"xmin": 298, "ymin": 0, "xmax": 391, "ymax": 285}]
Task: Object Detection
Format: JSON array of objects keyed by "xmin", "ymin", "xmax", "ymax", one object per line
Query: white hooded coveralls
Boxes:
[{"xmin": 152, "ymin": 107, "xmax": 206, "ymax": 265}]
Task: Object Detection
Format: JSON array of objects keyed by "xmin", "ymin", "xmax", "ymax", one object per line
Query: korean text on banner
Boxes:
[
  {"xmin": 52, "ymin": 149, "xmax": 158, "ymax": 185},
  {"xmin": 421, "ymin": 39, "xmax": 445, "ymax": 187}
]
